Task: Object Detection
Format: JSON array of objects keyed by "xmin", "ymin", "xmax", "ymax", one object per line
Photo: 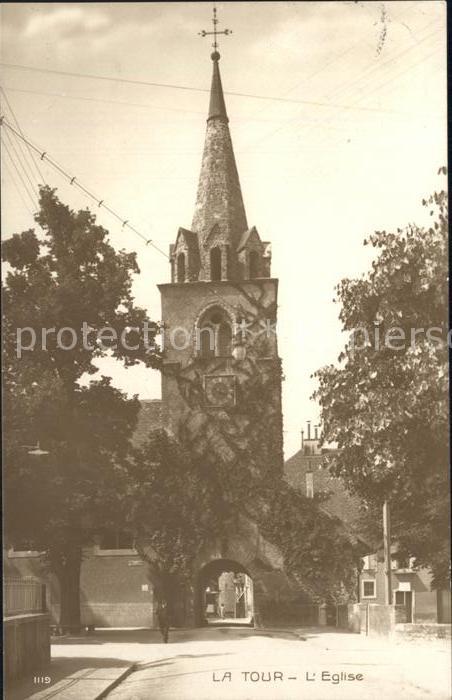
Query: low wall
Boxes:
[
  {"xmin": 344, "ymin": 603, "xmax": 397, "ymax": 636},
  {"xmin": 81, "ymin": 602, "xmax": 154, "ymax": 628},
  {"xmin": 395, "ymin": 623, "xmax": 452, "ymax": 642},
  {"xmin": 367, "ymin": 604, "xmax": 395, "ymax": 636},
  {"xmin": 49, "ymin": 603, "xmax": 155, "ymax": 628},
  {"xmin": 259, "ymin": 602, "xmax": 320, "ymax": 627},
  {"xmin": 346, "ymin": 603, "xmax": 364, "ymax": 634},
  {"xmin": 4, "ymin": 613, "xmax": 50, "ymax": 680}
]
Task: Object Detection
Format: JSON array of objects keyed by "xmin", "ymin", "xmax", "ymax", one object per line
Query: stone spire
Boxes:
[
  {"xmin": 191, "ymin": 51, "xmax": 248, "ymax": 276},
  {"xmin": 208, "ymin": 51, "xmax": 228, "ymax": 121}
]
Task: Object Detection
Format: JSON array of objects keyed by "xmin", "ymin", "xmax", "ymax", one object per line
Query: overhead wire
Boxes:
[
  {"xmin": 0, "ymin": 60, "xmax": 434, "ymax": 117},
  {"xmin": 2, "ymin": 85, "xmax": 207, "ymax": 117},
  {"xmin": 0, "ymin": 86, "xmax": 46, "ymax": 185},
  {"xmin": 2, "ymin": 154, "xmax": 36, "ymax": 218},
  {"xmin": 240, "ymin": 22, "xmax": 444, "ymax": 157},
  {"xmin": 0, "ymin": 118, "xmax": 245, "ymax": 320},
  {"xmin": 302, "ymin": 44, "xmax": 443, "ymax": 160},
  {"xmin": 0, "ymin": 10, "xmax": 444, "ymax": 319},
  {"xmin": 1, "ymin": 126, "xmax": 39, "ymax": 203},
  {"xmin": 1, "ymin": 135, "xmax": 38, "ymax": 212},
  {"xmin": 0, "ymin": 116, "xmax": 167, "ymax": 256}
]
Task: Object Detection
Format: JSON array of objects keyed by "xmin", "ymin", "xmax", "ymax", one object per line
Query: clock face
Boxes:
[{"xmin": 204, "ymin": 375, "xmax": 236, "ymax": 408}]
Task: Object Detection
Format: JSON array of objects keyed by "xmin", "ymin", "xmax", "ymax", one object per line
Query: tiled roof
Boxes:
[{"xmin": 284, "ymin": 448, "xmax": 362, "ymax": 530}]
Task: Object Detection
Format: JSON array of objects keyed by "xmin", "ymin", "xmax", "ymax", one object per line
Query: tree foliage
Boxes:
[
  {"xmin": 259, "ymin": 481, "xmax": 361, "ymax": 603},
  {"xmin": 313, "ymin": 176, "xmax": 449, "ymax": 587},
  {"xmin": 127, "ymin": 430, "xmax": 227, "ymax": 597},
  {"xmin": 2, "ymin": 187, "xmax": 160, "ymax": 629}
]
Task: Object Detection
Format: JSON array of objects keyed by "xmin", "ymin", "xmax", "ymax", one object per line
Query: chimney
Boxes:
[
  {"xmin": 314, "ymin": 425, "xmax": 319, "ymax": 440},
  {"xmin": 301, "ymin": 429, "xmax": 304, "ymax": 450},
  {"xmin": 307, "ymin": 421, "xmax": 311, "ymax": 440}
]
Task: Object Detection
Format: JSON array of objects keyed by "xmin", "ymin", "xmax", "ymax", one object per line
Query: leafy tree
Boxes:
[
  {"xmin": 2, "ymin": 186, "xmax": 160, "ymax": 631},
  {"xmin": 127, "ymin": 429, "xmax": 226, "ymax": 622},
  {"xmin": 313, "ymin": 174, "xmax": 449, "ymax": 587},
  {"xmin": 259, "ymin": 480, "xmax": 361, "ymax": 604}
]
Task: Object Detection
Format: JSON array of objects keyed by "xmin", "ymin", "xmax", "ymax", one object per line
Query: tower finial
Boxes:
[{"xmin": 198, "ymin": 4, "xmax": 232, "ymax": 59}]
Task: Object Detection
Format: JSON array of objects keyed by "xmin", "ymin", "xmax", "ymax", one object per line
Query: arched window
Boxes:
[
  {"xmin": 177, "ymin": 253, "xmax": 186, "ymax": 283},
  {"xmin": 210, "ymin": 247, "xmax": 222, "ymax": 281},
  {"xmin": 197, "ymin": 307, "xmax": 232, "ymax": 358},
  {"xmin": 249, "ymin": 250, "xmax": 260, "ymax": 279},
  {"xmin": 217, "ymin": 321, "xmax": 232, "ymax": 357}
]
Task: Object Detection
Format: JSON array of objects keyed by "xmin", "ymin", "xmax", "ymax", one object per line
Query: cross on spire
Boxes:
[{"xmin": 199, "ymin": 4, "xmax": 232, "ymax": 56}]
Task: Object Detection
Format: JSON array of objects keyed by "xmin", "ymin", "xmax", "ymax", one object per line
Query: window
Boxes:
[
  {"xmin": 362, "ymin": 579, "xmax": 376, "ymax": 599},
  {"xmin": 177, "ymin": 253, "xmax": 186, "ymax": 283},
  {"xmin": 8, "ymin": 541, "xmax": 43, "ymax": 557},
  {"xmin": 210, "ymin": 247, "xmax": 222, "ymax": 281},
  {"xmin": 362, "ymin": 554, "xmax": 376, "ymax": 570},
  {"xmin": 249, "ymin": 250, "xmax": 260, "ymax": 279},
  {"xmin": 393, "ymin": 555, "xmax": 414, "ymax": 571},
  {"xmin": 217, "ymin": 320, "xmax": 232, "ymax": 357},
  {"xmin": 197, "ymin": 307, "xmax": 232, "ymax": 358},
  {"xmin": 99, "ymin": 530, "xmax": 134, "ymax": 550}
]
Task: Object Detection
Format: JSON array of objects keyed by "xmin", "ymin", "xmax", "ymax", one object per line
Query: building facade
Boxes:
[{"xmin": 285, "ymin": 422, "xmax": 451, "ymax": 624}]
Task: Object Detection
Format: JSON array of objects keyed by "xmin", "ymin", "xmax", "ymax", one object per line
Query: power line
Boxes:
[
  {"xmin": 0, "ymin": 87, "xmax": 46, "ymax": 185},
  {"xmin": 0, "ymin": 85, "xmax": 310, "ymax": 124},
  {"xmin": 0, "ymin": 61, "xmax": 433, "ymax": 116},
  {"xmin": 1, "ymin": 127, "xmax": 39, "ymax": 203},
  {"xmin": 0, "ymin": 116, "xmax": 167, "ymax": 255},
  {"xmin": 1, "ymin": 85, "xmax": 207, "ymax": 117},
  {"xmin": 0, "ymin": 118, "xmax": 244, "ymax": 319},
  {"xmin": 1, "ymin": 89, "xmax": 40, "ymax": 190},
  {"xmin": 1, "ymin": 135, "xmax": 38, "ymax": 211},
  {"xmin": 2, "ymin": 155, "xmax": 36, "ymax": 218},
  {"xmin": 242, "ymin": 24, "xmax": 443, "ymax": 156}
]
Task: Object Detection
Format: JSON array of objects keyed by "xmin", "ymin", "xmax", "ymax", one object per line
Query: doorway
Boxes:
[
  {"xmin": 395, "ymin": 590, "xmax": 413, "ymax": 623},
  {"xmin": 196, "ymin": 558, "xmax": 254, "ymax": 627}
]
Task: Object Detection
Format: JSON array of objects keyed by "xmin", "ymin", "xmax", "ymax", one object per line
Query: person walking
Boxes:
[
  {"xmin": 156, "ymin": 599, "xmax": 170, "ymax": 643},
  {"xmin": 220, "ymin": 603, "xmax": 225, "ymax": 619}
]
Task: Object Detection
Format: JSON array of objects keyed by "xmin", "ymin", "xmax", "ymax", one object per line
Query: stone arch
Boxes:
[
  {"xmin": 195, "ymin": 557, "xmax": 255, "ymax": 627},
  {"xmin": 194, "ymin": 303, "xmax": 235, "ymax": 358}
]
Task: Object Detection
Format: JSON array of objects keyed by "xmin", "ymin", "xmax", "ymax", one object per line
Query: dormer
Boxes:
[
  {"xmin": 170, "ymin": 227, "xmax": 200, "ymax": 283},
  {"xmin": 202, "ymin": 224, "xmax": 231, "ymax": 281},
  {"xmin": 236, "ymin": 226, "xmax": 270, "ymax": 279}
]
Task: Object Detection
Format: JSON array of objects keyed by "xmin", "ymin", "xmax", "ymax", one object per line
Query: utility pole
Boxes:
[{"xmin": 383, "ymin": 500, "xmax": 393, "ymax": 605}]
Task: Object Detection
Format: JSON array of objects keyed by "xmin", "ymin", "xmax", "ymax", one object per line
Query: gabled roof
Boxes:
[
  {"xmin": 203, "ymin": 223, "xmax": 222, "ymax": 246},
  {"xmin": 236, "ymin": 226, "xmax": 262, "ymax": 253},
  {"xmin": 174, "ymin": 227, "xmax": 199, "ymax": 252}
]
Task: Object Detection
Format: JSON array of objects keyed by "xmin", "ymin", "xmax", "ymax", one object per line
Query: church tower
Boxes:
[
  {"xmin": 159, "ymin": 45, "xmax": 282, "ymax": 467},
  {"xmin": 158, "ymin": 19, "xmax": 286, "ymax": 624}
]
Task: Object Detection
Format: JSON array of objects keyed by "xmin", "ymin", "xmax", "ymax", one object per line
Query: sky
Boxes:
[{"xmin": 0, "ymin": 1, "xmax": 447, "ymax": 458}]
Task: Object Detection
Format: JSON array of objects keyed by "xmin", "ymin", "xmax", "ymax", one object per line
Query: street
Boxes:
[{"xmin": 106, "ymin": 626, "xmax": 451, "ymax": 700}]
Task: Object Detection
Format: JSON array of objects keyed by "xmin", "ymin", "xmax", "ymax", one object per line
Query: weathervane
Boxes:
[{"xmin": 199, "ymin": 4, "xmax": 232, "ymax": 54}]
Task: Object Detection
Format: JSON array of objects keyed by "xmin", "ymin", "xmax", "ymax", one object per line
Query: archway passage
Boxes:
[{"xmin": 195, "ymin": 558, "xmax": 254, "ymax": 627}]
